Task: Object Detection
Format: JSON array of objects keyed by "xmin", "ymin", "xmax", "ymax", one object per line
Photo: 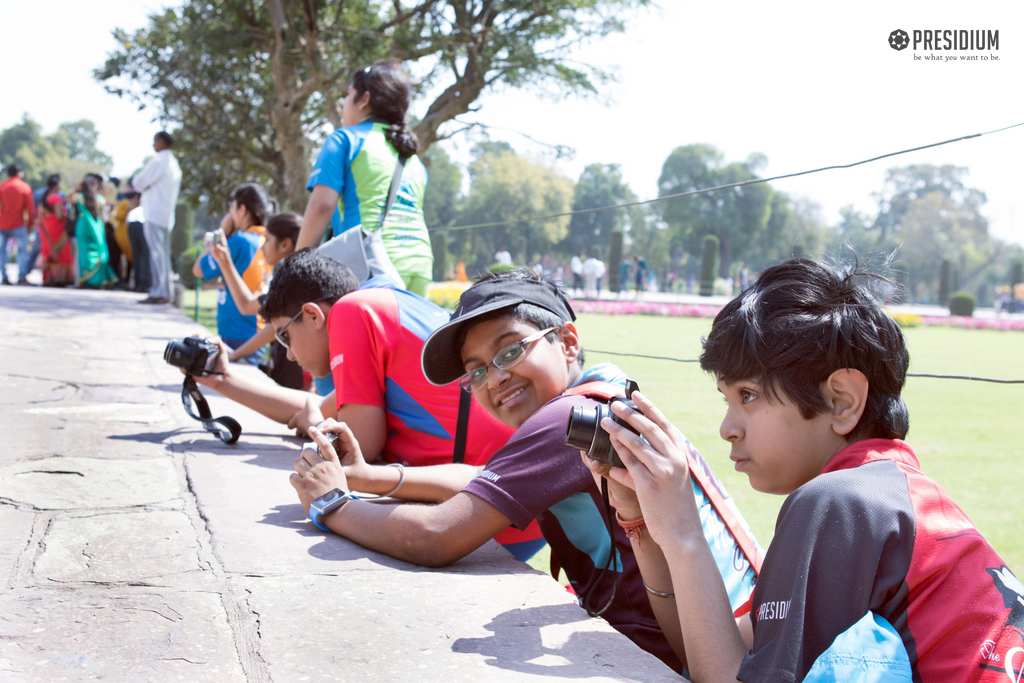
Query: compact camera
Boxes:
[
  {"xmin": 564, "ymin": 380, "xmax": 642, "ymax": 468},
  {"xmin": 203, "ymin": 228, "xmax": 224, "ymax": 246},
  {"xmin": 164, "ymin": 337, "xmax": 220, "ymax": 377}
]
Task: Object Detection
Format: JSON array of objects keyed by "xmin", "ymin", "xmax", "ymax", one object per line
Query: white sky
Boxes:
[{"xmin": 2, "ymin": 0, "xmax": 1022, "ymax": 244}]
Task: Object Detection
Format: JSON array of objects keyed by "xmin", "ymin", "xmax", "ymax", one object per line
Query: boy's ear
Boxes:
[
  {"xmin": 824, "ymin": 368, "xmax": 869, "ymax": 438},
  {"xmin": 558, "ymin": 323, "xmax": 582, "ymax": 365},
  {"xmin": 302, "ymin": 301, "xmax": 330, "ymax": 330}
]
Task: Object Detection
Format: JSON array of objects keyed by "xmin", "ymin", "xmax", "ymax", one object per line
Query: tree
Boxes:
[
  {"xmin": 422, "ymin": 144, "xmax": 463, "ymax": 231},
  {"xmin": 453, "ymin": 149, "xmax": 573, "ymax": 273},
  {"xmin": 49, "ymin": 121, "xmax": 113, "ymax": 168},
  {"xmin": 562, "ymin": 163, "xmax": 641, "ymax": 257},
  {"xmin": 0, "ymin": 115, "xmax": 112, "ymax": 188},
  {"xmin": 750, "ymin": 192, "xmax": 826, "ymax": 271},
  {"xmin": 96, "ymin": 0, "xmax": 648, "ymax": 211},
  {"xmin": 657, "ymin": 145, "xmax": 773, "ymax": 277}
]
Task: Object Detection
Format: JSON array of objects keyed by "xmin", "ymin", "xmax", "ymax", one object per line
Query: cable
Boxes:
[
  {"xmin": 586, "ymin": 349, "xmax": 1024, "ymax": 383},
  {"xmin": 441, "ymin": 120, "xmax": 1024, "ymax": 233}
]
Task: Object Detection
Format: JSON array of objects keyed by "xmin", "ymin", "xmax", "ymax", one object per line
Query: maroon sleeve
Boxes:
[{"xmin": 463, "ymin": 395, "xmax": 595, "ymax": 530}]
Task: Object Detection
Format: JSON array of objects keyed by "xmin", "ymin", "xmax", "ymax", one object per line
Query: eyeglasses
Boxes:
[
  {"xmin": 274, "ymin": 309, "xmax": 304, "ymax": 348},
  {"xmin": 458, "ymin": 327, "xmax": 557, "ymax": 392}
]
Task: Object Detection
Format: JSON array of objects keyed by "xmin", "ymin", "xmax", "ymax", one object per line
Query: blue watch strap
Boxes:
[{"xmin": 309, "ymin": 491, "xmax": 359, "ymax": 531}]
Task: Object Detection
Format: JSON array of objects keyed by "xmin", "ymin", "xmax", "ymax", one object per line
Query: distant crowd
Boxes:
[{"xmin": 0, "ymin": 130, "xmax": 181, "ymax": 304}]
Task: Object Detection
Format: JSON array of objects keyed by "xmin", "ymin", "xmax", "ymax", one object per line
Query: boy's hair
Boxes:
[
  {"xmin": 452, "ymin": 268, "xmax": 586, "ymax": 368},
  {"xmin": 265, "ymin": 212, "xmax": 301, "ymax": 246},
  {"xmin": 154, "ymin": 131, "xmax": 174, "ymax": 147},
  {"xmin": 700, "ymin": 258, "xmax": 909, "ymax": 440},
  {"xmin": 258, "ymin": 248, "xmax": 359, "ymax": 321}
]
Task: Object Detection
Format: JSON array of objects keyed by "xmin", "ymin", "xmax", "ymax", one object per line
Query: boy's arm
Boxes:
[
  {"xmin": 293, "ymin": 424, "xmax": 510, "ymax": 567},
  {"xmin": 211, "ymin": 238, "xmax": 262, "ymax": 316},
  {"xmin": 597, "ymin": 393, "xmax": 750, "ymax": 682},
  {"xmin": 228, "ymin": 325, "xmax": 275, "ymax": 362}
]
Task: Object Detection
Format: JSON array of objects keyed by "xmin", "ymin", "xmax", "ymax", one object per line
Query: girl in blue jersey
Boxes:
[
  {"xmin": 299, "ymin": 59, "xmax": 433, "ymax": 297},
  {"xmin": 193, "ymin": 183, "xmax": 272, "ymax": 364}
]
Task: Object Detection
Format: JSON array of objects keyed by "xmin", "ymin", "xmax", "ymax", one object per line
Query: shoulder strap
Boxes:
[
  {"xmin": 563, "ymin": 381, "xmax": 625, "ymax": 402},
  {"xmin": 376, "ymin": 155, "xmax": 407, "ymax": 231},
  {"xmin": 451, "ymin": 388, "xmax": 472, "ymax": 464}
]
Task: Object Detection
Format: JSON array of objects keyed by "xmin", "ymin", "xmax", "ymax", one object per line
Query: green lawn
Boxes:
[
  {"xmin": 553, "ymin": 314, "xmax": 1024, "ymax": 573},
  {"xmin": 181, "ymin": 286, "xmax": 219, "ymax": 334}
]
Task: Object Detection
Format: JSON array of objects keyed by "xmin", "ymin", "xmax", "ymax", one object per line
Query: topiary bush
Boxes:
[
  {"xmin": 699, "ymin": 234, "xmax": 719, "ymax": 297},
  {"xmin": 948, "ymin": 290, "xmax": 976, "ymax": 317}
]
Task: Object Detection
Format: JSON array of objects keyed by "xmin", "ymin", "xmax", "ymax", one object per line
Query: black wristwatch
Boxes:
[{"xmin": 309, "ymin": 488, "xmax": 359, "ymax": 531}]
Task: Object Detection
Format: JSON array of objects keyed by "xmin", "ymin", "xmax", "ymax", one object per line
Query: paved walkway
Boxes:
[{"xmin": 0, "ymin": 286, "xmax": 680, "ymax": 682}]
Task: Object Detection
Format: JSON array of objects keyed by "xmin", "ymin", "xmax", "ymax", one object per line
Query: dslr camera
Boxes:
[
  {"xmin": 564, "ymin": 380, "xmax": 641, "ymax": 468},
  {"xmin": 164, "ymin": 337, "xmax": 220, "ymax": 377}
]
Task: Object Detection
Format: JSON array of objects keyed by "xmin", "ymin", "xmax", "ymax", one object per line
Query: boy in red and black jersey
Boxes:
[{"xmin": 586, "ymin": 258, "xmax": 1022, "ymax": 682}]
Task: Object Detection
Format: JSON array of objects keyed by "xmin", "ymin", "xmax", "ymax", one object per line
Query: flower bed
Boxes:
[{"xmin": 571, "ymin": 300, "xmax": 722, "ymax": 318}]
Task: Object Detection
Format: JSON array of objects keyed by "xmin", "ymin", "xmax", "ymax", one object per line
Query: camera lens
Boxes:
[
  {"xmin": 163, "ymin": 339, "xmax": 195, "ymax": 369},
  {"xmin": 565, "ymin": 404, "xmax": 601, "ymax": 452}
]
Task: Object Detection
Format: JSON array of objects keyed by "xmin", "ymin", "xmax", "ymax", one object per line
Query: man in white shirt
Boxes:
[{"xmin": 131, "ymin": 131, "xmax": 182, "ymax": 304}]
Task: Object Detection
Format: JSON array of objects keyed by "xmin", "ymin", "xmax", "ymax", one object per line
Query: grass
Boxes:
[
  {"xmin": 181, "ymin": 286, "xmax": 219, "ymax": 334},
  {"xmin": 526, "ymin": 314, "xmax": 1024, "ymax": 575}
]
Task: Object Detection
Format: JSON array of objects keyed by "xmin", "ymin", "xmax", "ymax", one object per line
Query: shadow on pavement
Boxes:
[{"xmin": 452, "ymin": 603, "xmax": 656, "ymax": 680}]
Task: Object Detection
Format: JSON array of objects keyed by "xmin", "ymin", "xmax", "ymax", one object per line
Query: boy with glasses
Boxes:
[
  {"xmin": 188, "ymin": 248, "xmax": 543, "ymax": 558},
  {"xmin": 292, "ymin": 267, "xmax": 757, "ymax": 673}
]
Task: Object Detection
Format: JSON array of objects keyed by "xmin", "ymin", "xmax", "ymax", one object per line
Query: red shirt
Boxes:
[{"xmin": 0, "ymin": 177, "xmax": 35, "ymax": 231}]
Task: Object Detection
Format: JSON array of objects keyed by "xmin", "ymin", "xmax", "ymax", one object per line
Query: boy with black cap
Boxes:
[{"xmin": 292, "ymin": 268, "xmax": 758, "ymax": 672}]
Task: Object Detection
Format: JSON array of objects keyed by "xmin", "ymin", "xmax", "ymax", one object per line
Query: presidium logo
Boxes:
[{"xmin": 889, "ymin": 28, "xmax": 1001, "ymax": 61}]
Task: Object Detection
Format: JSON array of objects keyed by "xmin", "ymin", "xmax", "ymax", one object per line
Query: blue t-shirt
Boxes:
[{"xmin": 199, "ymin": 228, "xmax": 267, "ymax": 341}]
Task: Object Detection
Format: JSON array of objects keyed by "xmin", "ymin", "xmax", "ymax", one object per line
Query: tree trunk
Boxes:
[{"xmin": 270, "ymin": 102, "xmax": 310, "ymax": 212}]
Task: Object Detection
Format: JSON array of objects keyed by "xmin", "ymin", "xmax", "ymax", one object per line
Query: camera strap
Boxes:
[{"xmin": 181, "ymin": 376, "xmax": 242, "ymax": 445}]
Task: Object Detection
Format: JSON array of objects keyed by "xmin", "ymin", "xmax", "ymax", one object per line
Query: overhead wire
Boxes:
[
  {"xmin": 441, "ymin": 120, "xmax": 1024, "ymax": 233},
  {"xmin": 586, "ymin": 349, "xmax": 1024, "ymax": 383}
]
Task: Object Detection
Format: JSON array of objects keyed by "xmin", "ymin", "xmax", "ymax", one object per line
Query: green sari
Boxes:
[{"xmin": 74, "ymin": 200, "xmax": 117, "ymax": 288}]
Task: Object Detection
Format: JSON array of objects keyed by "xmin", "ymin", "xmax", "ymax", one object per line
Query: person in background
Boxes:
[
  {"xmin": 210, "ymin": 212, "xmax": 306, "ymax": 389},
  {"xmin": 191, "ymin": 182, "xmax": 271, "ymax": 364},
  {"xmin": 110, "ymin": 180, "xmax": 134, "ymax": 289},
  {"xmin": 298, "ymin": 59, "xmax": 433, "ymax": 296},
  {"xmin": 103, "ymin": 177, "xmax": 129, "ymax": 288},
  {"xmin": 0, "ymin": 163, "xmax": 36, "ymax": 285},
  {"xmin": 123, "ymin": 178, "xmax": 149, "ymax": 293},
  {"xmin": 68, "ymin": 175, "xmax": 117, "ymax": 288},
  {"xmin": 132, "ymin": 131, "xmax": 182, "ymax": 304},
  {"xmin": 37, "ymin": 174, "xmax": 74, "ymax": 287}
]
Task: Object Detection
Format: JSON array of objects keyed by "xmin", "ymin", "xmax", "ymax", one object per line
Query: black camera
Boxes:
[
  {"xmin": 164, "ymin": 337, "xmax": 220, "ymax": 376},
  {"xmin": 564, "ymin": 380, "xmax": 641, "ymax": 468}
]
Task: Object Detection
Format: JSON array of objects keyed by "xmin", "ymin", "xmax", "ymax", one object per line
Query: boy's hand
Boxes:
[
  {"xmin": 183, "ymin": 337, "xmax": 231, "ymax": 389},
  {"xmin": 290, "ymin": 423, "xmax": 354, "ymax": 513},
  {"xmin": 580, "ymin": 451, "xmax": 643, "ymax": 520},
  {"xmin": 287, "ymin": 395, "xmax": 326, "ymax": 438},
  {"xmin": 210, "ymin": 240, "xmax": 230, "ymax": 267},
  {"xmin": 600, "ymin": 391, "xmax": 703, "ymax": 548}
]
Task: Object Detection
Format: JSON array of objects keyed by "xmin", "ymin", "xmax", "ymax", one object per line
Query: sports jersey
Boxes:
[
  {"xmin": 739, "ymin": 438, "xmax": 1023, "ymax": 683},
  {"xmin": 308, "ymin": 119, "xmax": 432, "ymax": 288},
  {"xmin": 199, "ymin": 226, "xmax": 268, "ymax": 342},
  {"xmin": 327, "ymin": 280, "xmax": 543, "ymax": 557},
  {"xmin": 462, "ymin": 365, "xmax": 759, "ymax": 673}
]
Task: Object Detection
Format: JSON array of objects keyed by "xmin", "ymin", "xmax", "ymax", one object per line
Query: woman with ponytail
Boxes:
[{"xmin": 299, "ymin": 59, "xmax": 433, "ymax": 296}]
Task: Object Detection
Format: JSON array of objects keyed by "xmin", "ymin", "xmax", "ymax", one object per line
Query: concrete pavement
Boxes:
[{"xmin": 0, "ymin": 286, "xmax": 682, "ymax": 682}]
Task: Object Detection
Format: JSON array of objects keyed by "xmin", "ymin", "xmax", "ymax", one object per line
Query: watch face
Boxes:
[{"xmin": 315, "ymin": 490, "xmax": 343, "ymax": 507}]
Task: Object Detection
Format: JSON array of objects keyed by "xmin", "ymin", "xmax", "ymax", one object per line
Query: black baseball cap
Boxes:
[{"xmin": 421, "ymin": 276, "xmax": 576, "ymax": 385}]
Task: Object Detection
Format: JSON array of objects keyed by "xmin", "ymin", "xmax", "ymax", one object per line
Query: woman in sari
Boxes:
[
  {"xmin": 69, "ymin": 175, "xmax": 117, "ymax": 288},
  {"xmin": 37, "ymin": 174, "xmax": 75, "ymax": 287}
]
